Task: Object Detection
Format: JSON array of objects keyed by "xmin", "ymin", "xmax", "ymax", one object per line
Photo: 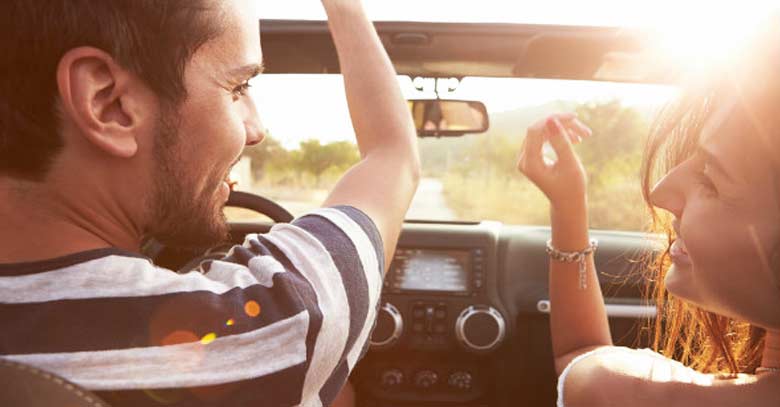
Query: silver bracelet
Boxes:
[{"xmin": 545, "ymin": 239, "xmax": 598, "ymax": 290}]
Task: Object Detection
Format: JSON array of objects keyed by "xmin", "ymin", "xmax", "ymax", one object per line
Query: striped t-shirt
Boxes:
[{"xmin": 0, "ymin": 206, "xmax": 384, "ymax": 407}]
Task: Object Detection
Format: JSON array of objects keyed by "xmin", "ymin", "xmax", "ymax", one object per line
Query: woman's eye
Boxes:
[{"xmin": 696, "ymin": 166, "xmax": 718, "ymax": 196}]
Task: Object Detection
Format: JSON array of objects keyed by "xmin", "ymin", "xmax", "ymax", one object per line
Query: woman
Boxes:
[{"xmin": 517, "ymin": 20, "xmax": 780, "ymax": 406}]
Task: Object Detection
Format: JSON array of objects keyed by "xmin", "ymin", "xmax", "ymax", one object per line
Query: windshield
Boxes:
[
  {"xmin": 228, "ymin": 75, "xmax": 675, "ymax": 231},
  {"xmin": 259, "ymin": 1, "xmax": 777, "ymax": 28}
]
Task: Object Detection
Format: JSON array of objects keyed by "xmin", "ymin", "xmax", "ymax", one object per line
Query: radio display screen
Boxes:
[{"xmin": 390, "ymin": 248, "xmax": 471, "ymax": 293}]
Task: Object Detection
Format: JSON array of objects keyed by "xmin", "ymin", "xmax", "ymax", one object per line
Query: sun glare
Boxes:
[{"xmin": 640, "ymin": 2, "xmax": 777, "ymax": 74}]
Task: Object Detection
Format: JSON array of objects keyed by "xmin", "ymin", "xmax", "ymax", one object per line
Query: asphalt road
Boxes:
[{"xmin": 405, "ymin": 178, "xmax": 456, "ymax": 220}]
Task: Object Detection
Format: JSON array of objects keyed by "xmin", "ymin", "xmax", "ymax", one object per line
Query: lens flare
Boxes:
[
  {"xmin": 244, "ymin": 300, "xmax": 261, "ymax": 317},
  {"xmin": 200, "ymin": 333, "xmax": 217, "ymax": 345}
]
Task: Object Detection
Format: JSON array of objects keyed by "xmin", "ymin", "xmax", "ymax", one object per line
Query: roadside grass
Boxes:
[
  {"xmin": 442, "ymin": 170, "xmax": 649, "ymax": 231},
  {"xmin": 442, "ymin": 171, "xmax": 549, "ymax": 225}
]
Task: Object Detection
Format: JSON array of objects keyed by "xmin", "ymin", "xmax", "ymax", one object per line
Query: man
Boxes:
[{"xmin": 0, "ymin": 0, "xmax": 420, "ymax": 406}]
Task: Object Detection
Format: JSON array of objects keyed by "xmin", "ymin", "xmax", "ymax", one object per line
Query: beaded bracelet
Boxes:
[{"xmin": 545, "ymin": 239, "xmax": 598, "ymax": 290}]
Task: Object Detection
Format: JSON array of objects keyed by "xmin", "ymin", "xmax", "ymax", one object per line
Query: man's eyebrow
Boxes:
[
  {"xmin": 229, "ymin": 62, "xmax": 265, "ymax": 79},
  {"xmin": 697, "ymin": 145, "xmax": 734, "ymax": 182}
]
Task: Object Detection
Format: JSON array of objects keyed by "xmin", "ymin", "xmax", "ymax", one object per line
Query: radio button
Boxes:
[
  {"xmin": 448, "ymin": 371, "xmax": 473, "ymax": 391},
  {"xmin": 370, "ymin": 303, "xmax": 404, "ymax": 349},
  {"xmin": 455, "ymin": 305, "xmax": 506, "ymax": 353},
  {"xmin": 414, "ymin": 370, "xmax": 439, "ymax": 389},
  {"xmin": 380, "ymin": 369, "xmax": 404, "ymax": 389}
]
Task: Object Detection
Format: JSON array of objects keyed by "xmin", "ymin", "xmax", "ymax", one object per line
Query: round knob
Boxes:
[
  {"xmin": 414, "ymin": 370, "xmax": 438, "ymax": 389},
  {"xmin": 380, "ymin": 369, "xmax": 404, "ymax": 388},
  {"xmin": 448, "ymin": 371, "xmax": 473, "ymax": 391},
  {"xmin": 370, "ymin": 303, "xmax": 404, "ymax": 349},
  {"xmin": 455, "ymin": 305, "xmax": 506, "ymax": 353}
]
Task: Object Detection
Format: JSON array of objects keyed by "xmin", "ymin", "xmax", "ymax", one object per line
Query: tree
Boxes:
[
  {"xmin": 297, "ymin": 140, "xmax": 360, "ymax": 184},
  {"xmin": 438, "ymin": 99, "xmax": 653, "ymax": 231},
  {"xmin": 571, "ymin": 100, "xmax": 648, "ymax": 191},
  {"xmin": 241, "ymin": 135, "xmax": 289, "ymax": 177},
  {"xmin": 573, "ymin": 100, "xmax": 651, "ymax": 230}
]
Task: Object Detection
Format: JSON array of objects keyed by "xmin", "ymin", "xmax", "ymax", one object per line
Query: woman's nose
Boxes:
[{"xmin": 649, "ymin": 163, "xmax": 687, "ymax": 219}]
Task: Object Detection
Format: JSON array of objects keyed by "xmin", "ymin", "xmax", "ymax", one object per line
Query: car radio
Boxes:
[
  {"xmin": 383, "ymin": 247, "xmax": 486, "ymax": 296},
  {"xmin": 372, "ymin": 246, "xmax": 505, "ymax": 354},
  {"xmin": 359, "ymin": 225, "xmax": 509, "ymax": 405}
]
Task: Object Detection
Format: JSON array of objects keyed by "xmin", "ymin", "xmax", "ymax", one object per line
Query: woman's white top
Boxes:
[{"xmin": 556, "ymin": 347, "xmax": 711, "ymax": 407}]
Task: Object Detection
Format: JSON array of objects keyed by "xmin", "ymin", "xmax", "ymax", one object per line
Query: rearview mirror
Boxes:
[{"xmin": 409, "ymin": 100, "xmax": 489, "ymax": 137}]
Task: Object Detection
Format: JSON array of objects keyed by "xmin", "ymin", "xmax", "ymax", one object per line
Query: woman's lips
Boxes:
[{"xmin": 670, "ymin": 239, "xmax": 692, "ymax": 267}]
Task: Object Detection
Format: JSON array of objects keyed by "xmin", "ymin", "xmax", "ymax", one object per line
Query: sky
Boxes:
[{"xmin": 250, "ymin": 1, "xmax": 779, "ymax": 149}]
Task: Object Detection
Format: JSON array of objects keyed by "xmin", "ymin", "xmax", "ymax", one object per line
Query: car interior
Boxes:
[
  {"xmin": 158, "ymin": 20, "xmax": 665, "ymax": 407},
  {"xmin": 3, "ymin": 17, "xmax": 676, "ymax": 407}
]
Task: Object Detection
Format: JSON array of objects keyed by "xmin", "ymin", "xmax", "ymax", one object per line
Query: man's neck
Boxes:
[{"xmin": 0, "ymin": 178, "xmax": 142, "ymax": 264}]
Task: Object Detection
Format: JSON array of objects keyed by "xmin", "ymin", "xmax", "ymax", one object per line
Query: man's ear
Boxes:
[{"xmin": 56, "ymin": 47, "xmax": 152, "ymax": 158}]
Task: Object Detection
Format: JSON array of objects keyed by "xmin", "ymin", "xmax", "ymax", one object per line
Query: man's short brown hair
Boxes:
[{"xmin": 0, "ymin": 0, "xmax": 225, "ymax": 180}]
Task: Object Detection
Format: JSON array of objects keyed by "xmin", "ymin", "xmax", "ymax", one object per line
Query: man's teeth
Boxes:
[{"xmin": 226, "ymin": 177, "xmax": 238, "ymax": 190}]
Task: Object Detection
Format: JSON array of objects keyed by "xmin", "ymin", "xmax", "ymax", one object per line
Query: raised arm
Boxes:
[
  {"xmin": 319, "ymin": 0, "xmax": 421, "ymax": 271},
  {"xmin": 516, "ymin": 114, "xmax": 612, "ymax": 373}
]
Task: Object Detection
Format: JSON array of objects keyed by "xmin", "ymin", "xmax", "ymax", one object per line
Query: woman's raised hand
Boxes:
[{"xmin": 516, "ymin": 113, "xmax": 593, "ymax": 210}]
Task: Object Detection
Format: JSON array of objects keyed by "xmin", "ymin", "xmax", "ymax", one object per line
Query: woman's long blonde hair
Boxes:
[
  {"xmin": 640, "ymin": 90, "xmax": 766, "ymax": 374},
  {"xmin": 638, "ymin": 19, "xmax": 780, "ymax": 374}
]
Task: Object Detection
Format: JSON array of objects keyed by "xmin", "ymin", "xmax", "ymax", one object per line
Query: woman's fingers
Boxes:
[
  {"xmin": 556, "ymin": 115, "xmax": 592, "ymax": 144},
  {"xmin": 564, "ymin": 118, "xmax": 593, "ymax": 141},
  {"xmin": 553, "ymin": 112, "xmax": 577, "ymax": 121},
  {"xmin": 545, "ymin": 117, "xmax": 578, "ymax": 165},
  {"xmin": 519, "ymin": 113, "xmax": 593, "ymax": 178},
  {"xmin": 518, "ymin": 119, "xmax": 546, "ymax": 175},
  {"xmin": 518, "ymin": 113, "xmax": 591, "ymax": 204}
]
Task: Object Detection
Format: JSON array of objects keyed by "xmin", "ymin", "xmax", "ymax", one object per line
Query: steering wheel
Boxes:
[
  {"xmin": 226, "ymin": 190, "xmax": 294, "ymax": 224},
  {"xmin": 144, "ymin": 190, "xmax": 294, "ymax": 272}
]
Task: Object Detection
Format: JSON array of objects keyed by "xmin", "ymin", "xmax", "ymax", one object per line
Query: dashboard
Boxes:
[
  {"xmin": 353, "ymin": 221, "xmax": 656, "ymax": 407},
  {"xmin": 208, "ymin": 220, "xmax": 658, "ymax": 407}
]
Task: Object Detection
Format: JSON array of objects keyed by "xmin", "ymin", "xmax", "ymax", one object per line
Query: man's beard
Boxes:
[{"xmin": 145, "ymin": 109, "xmax": 230, "ymax": 250}]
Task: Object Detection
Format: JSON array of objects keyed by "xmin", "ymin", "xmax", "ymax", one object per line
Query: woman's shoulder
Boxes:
[{"xmin": 558, "ymin": 346, "xmax": 714, "ymax": 407}]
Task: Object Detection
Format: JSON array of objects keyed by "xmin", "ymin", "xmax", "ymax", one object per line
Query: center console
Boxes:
[
  {"xmin": 372, "ymin": 247, "xmax": 505, "ymax": 353},
  {"xmin": 355, "ymin": 222, "xmax": 509, "ymax": 406}
]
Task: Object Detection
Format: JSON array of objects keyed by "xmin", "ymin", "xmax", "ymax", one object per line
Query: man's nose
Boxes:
[
  {"xmin": 243, "ymin": 97, "xmax": 266, "ymax": 146},
  {"xmin": 245, "ymin": 120, "xmax": 266, "ymax": 146}
]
